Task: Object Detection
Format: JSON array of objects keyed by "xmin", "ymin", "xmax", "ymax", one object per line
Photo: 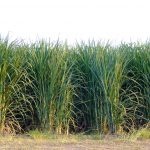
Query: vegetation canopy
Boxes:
[{"xmin": 0, "ymin": 36, "xmax": 149, "ymax": 135}]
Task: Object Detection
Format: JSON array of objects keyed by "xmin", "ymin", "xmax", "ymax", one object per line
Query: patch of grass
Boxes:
[
  {"xmin": 28, "ymin": 129, "xmax": 104, "ymax": 143},
  {"xmin": 28, "ymin": 130, "xmax": 53, "ymax": 140},
  {"xmin": 28, "ymin": 129, "xmax": 79, "ymax": 143},
  {"xmin": 130, "ymin": 128, "xmax": 150, "ymax": 140}
]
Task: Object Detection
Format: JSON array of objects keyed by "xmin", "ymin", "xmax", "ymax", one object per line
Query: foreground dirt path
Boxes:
[{"xmin": 0, "ymin": 137, "xmax": 149, "ymax": 150}]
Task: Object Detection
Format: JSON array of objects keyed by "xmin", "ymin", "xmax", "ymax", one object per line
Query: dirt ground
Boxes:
[{"xmin": 0, "ymin": 136, "xmax": 149, "ymax": 150}]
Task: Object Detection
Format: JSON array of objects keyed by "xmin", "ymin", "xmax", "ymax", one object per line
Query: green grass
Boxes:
[
  {"xmin": 129, "ymin": 125, "xmax": 150, "ymax": 140},
  {"xmin": 0, "ymin": 37, "xmax": 149, "ymax": 135},
  {"xmin": 27, "ymin": 126, "xmax": 150, "ymax": 141}
]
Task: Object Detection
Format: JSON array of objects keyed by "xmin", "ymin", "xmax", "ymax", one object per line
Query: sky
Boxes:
[{"xmin": 0, "ymin": 0, "xmax": 150, "ymax": 44}]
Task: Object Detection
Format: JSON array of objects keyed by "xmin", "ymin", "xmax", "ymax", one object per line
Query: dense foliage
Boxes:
[{"xmin": 0, "ymin": 37, "xmax": 149, "ymax": 134}]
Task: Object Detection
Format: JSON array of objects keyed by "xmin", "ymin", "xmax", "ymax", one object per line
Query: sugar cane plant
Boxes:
[{"xmin": 0, "ymin": 36, "xmax": 149, "ymax": 134}]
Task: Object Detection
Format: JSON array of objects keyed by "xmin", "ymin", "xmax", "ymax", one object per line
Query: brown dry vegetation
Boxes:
[
  {"xmin": 0, "ymin": 137, "xmax": 150, "ymax": 150},
  {"xmin": 0, "ymin": 134, "xmax": 149, "ymax": 150}
]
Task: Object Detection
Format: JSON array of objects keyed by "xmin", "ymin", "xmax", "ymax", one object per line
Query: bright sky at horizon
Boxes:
[{"xmin": 0, "ymin": 0, "xmax": 150, "ymax": 44}]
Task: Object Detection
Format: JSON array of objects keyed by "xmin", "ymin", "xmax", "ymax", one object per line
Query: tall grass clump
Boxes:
[
  {"xmin": 27, "ymin": 42, "xmax": 76, "ymax": 134},
  {"xmin": 0, "ymin": 37, "xmax": 33, "ymax": 134},
  {"xmin": 72, "ymin": 42, "xmax": 135, "ymax": 133},
  {"xmin": 119, "ymin": 43, "xmax": 150, "ymax": 130}
]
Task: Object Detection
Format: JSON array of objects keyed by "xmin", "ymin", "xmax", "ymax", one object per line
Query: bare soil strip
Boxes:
[{"xmin": 0, "ymin": 136, "xmax": 149, "ymax": 150}]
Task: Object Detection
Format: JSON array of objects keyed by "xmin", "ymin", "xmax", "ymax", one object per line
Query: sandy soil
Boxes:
[{"xmin": 0, "ymin": 136, "xmax": 149, "ymax": 150}]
